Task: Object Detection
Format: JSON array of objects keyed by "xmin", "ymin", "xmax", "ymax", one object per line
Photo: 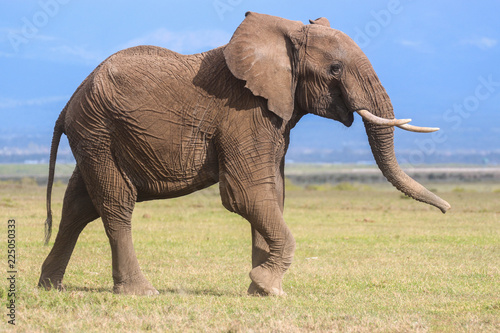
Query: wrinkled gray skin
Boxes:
[{"xmin": 39, "ymin": 12, "xmax": 450, "ymax": 296}]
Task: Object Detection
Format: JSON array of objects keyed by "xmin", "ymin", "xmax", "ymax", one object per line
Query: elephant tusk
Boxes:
[
  {"xmin": 396, "ymin": 123, "xmax": 440, "ymax": 133},
  {"xmin": 356, "ymin": 110, "xmax": 440, "ymax": 133},
  {"xmin": 356, "ymin": 109, "xmax": 411, "ymax": 126}
]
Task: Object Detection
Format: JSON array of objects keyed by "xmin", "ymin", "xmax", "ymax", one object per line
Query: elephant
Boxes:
[{"xmin": 39, "ymin": 12, "xmax": 450, "ymax": 296}]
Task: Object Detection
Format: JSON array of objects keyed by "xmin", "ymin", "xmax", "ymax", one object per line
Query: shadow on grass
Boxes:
[
  {"xmin": 159, "ymin": 288, "xmax": 226, "ymax": 297},
  {"xmin": 64, "ymin": 285, "xmax": 113, "ymax": 293},
  {"xmin": 62, "ymin": 285, "xmax": 228, "ymax": 296}
]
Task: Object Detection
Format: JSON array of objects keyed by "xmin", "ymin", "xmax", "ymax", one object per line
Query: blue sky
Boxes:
[{"xmin": 1, "ymin": 1, "xmax": 499, "ymax": 161}]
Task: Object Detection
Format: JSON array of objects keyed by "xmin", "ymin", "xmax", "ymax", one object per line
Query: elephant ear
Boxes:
[
  {"xmin": 223, "ymin": 12, "xmax": 304, "ymax": 121},
  {"xmin": 309, "ymin": 17, "xmax": 330, "ymax": 27}
]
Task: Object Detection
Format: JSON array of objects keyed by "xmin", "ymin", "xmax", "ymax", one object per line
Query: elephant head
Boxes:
[{"xmin": 224, "ymin": 12, "xmax": 450, "ymax": 213}]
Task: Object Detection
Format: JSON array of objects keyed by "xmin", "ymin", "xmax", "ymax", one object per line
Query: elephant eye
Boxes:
[{"xmin": 330, "ymin": 63, "xmax": 342, "ymax": 76}]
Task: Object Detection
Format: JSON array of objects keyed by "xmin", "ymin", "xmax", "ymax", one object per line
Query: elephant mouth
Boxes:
[{"xmin": 340, "ymin": 111, "xmax": 354, "ymax": 127}]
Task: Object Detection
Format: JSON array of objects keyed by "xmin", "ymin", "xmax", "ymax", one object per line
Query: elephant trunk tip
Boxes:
[
  {"xmin": 403, "ymin": 180, "xmax": 451, "ymax": 214},
  {"xmin": 437, "ymin": 199, "xmax": 451, "ymax": 214},
  {"xmin": 378, "ymin": 162, "xmax": 451, "ymax": 215},
  {"xmin": 416, "ymin": 184, "xmax": 451, "ymax": 214}
]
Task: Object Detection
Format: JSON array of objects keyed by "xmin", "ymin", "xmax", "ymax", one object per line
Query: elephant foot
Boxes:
[
  {"xmin": 114, "ymin": 281, "xmax": 159, "ymax": 295},
  {"xmin": 114, "ymin": 283, "xmax": 159, "ymax": 296},
  {"xmin": 113, "ymin": 273, "xmax": 159, "ymax": 296},
  {"xmin": 38, "ymin": 276, "xmax": 65, "ymax": 291},
  {"xmin": 248, "ymin": 266, "xmax": 285, "ymax": 296}
]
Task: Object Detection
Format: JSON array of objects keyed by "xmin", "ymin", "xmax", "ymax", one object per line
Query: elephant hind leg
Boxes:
[
  {"xmin": 39, "ymin": 166, "xmax": 100, "ymax": 290},
  {"xmin": 80, "ymin": 154, "xmax": 158, "ymax": 295}
]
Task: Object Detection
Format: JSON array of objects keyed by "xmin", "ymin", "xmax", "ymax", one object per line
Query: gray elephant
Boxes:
[{"xmin": 39, "ymin": 12, "xmax": 450, "ymax": 296}]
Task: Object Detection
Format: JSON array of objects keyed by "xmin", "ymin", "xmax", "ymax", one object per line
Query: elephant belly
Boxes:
[{"xmin": 112, "ymin": 114, "xmax": 220, "ymax": 201}]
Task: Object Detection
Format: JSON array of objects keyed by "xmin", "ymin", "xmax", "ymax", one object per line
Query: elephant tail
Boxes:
[{"xmin": 44, "ymin": 108, "xmax": 66, "ymax": 245}]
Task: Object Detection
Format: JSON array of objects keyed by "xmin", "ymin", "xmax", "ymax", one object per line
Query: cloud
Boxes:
[
  {"xmin": 0, "ymin": 25, "xmax": 102, "ymax": 65},
  {"xmin": 398, "ymin": 39, "xmax": 434, "ymax": 53},
  {"xmin": 1, "ymin": 27, "xmax": 231, "ymax": 65},
  {"xmin": 0, "ymin": 96, "xmax": 70, "ymax": 109},
  {"xmin": 0, "ymin": 27, "xmax": 58, "ymax": 49},
  {"xmin": 121, "ymin": 28, "xmax": 232, "ymax": 54},
  {"xmin": 461, "ymin": 37, "xmax": 498, "ymax": 50},
  {"xmin": 0, "ymin": 51, "xmax": 15, "ymax": 58},
  {"xmin": 0, "ymin": 33, "xmax": 103, "ymax": 65},
  {"xmin": 49, "ymin": 45, "xmax": 104, "ymax": 64}
]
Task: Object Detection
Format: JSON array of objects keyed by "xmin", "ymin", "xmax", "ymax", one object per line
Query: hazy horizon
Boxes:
[{"xmin": 2, "ymin": 1, "xmax": 499, "ymax": 165}]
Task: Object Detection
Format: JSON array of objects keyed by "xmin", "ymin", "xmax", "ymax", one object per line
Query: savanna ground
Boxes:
[{"xmin": 1, "ymin": 165, "xmax": 499, "ymax": 332}]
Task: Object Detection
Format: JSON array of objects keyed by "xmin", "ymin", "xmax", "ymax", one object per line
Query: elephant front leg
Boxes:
[
  {"xmin": 226, "ymin": 191, "xmax": 295, "ymax": 296},
  {"xmin": 220, "ymin": 169, "xmax": 295, "ymax": 296},
  {"xmin": 247, "ymin": 227, "xmax": 271, "ymax": 295},
  {"xmin": 247, "ymin": 219, "xmax": 295, "ymax": 296},
  {"xmin": 247, "ymin": 170, "xmax": 287, "ymax": 295}
]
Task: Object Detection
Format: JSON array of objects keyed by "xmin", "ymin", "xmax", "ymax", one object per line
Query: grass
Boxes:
[
  {"xmin": 1, "ymin": 176, "xmax": 499, "ymax": 332},
  {"xmin": 0, "ymin": 164, "xmax": 75, "ymax": 178}
]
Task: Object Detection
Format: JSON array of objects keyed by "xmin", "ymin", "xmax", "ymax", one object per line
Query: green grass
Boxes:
[
  {"xmin": 0, "ymin": 164, "xmax": 75, "ymax": 178},
  {"xmin": 1, "ymin": 179, "xmax": 499, "ymax": 332}
]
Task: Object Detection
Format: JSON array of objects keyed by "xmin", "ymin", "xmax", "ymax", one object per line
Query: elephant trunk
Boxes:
[
  {"xmin": 357, "ymin": 68, "xmax": 451, "ymax": 213},
  {"xmin": 364, "ymin": 121, "xmax": 450, "ymax": 213}
]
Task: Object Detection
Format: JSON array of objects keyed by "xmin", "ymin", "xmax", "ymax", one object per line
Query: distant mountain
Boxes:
[{"xmin": 1, "ymin": 111, "xmax": 499, "ymax": 165}]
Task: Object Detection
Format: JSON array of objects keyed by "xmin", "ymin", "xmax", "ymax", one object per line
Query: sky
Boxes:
[{"xmin": 1, "ymin": 0, "xmax": 499, "ymax": 163}]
